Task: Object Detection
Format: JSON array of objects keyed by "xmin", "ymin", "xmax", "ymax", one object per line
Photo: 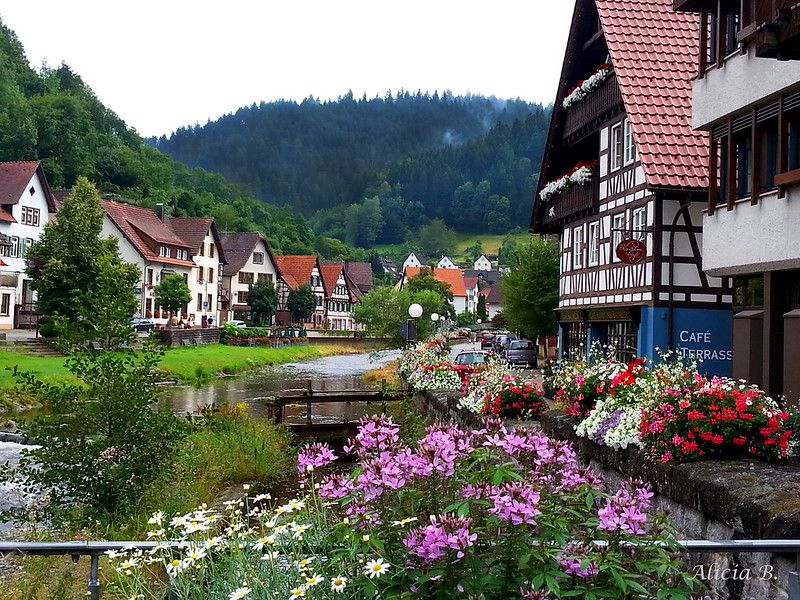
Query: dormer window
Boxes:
[{"xmin": 159, "ymin": 246, "xmax": 169, "ymax": 258}]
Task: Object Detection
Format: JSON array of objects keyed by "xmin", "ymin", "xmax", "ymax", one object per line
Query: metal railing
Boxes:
[{"xmin": 2, "ymin": 539, "xmax": 800, "ymax": 599}]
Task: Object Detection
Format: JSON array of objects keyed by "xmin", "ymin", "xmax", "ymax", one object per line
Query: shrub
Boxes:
[
  {"xmin": 480, "ymin": 374, "xmax": 545, "ymax": 419},
  {"xmin": 37, "ymin": 315, "xmax": 60, "ymax": 338}
]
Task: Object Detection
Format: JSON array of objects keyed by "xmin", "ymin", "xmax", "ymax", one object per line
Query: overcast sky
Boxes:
[{"xmin": 1, "ymin": 1, "xmax": 574, "ymax": 137}]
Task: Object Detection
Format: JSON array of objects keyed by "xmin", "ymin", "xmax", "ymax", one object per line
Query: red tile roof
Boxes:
[
  {"xmin": 343, "ymin": 261, "xmax": 374, "ymax": 292},
  {"xmin": 103, "ymin": 200, "xmax": 194, "ymax": 267},
  {"xmin": 596, "ymin": 0, "xmax": 708, "ymax": 188},
  {"xmin": 320, "ymin": 262, "xmax": 344, "ymax": 296},
  {"xmin": 0, "ymin": 161, "xmax": 57, "ymax": 211},
  {"xmin": 275, "ymin": 255, "xmax": 318, "ymax": 290},
  {"xmin": 0, "ymin": 206, "xmax": 16, "ymax": 223},
  {"xmin": 403, "ymin": 266, "xmax": 467, "ymax": 297},
  {"xmin": 220, "ymin": 232, "xmax": 275, "ymax": 277},
  {"xmin": 463, "ymin": 276, "xmax": 479, "ymax": 291},
  {"xmin": 167, "ymin": 217, "xmax": 213, "ymax": 253}
]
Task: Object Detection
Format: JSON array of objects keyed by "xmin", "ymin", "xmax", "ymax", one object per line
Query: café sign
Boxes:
[{"xmin": 615, "ymin": 239, "xmax": 646, "ymax": 265}]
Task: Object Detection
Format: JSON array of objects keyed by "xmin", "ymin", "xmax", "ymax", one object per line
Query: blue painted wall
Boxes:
[{"xmin": 639, "ymin": 306, "xmax": 732, "ymax": 377}]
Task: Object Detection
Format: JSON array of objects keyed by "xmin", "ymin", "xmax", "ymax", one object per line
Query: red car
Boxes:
[
  {"xmin": 480, "ymin": 333, "xmax": 495, "ymax": 350},
  {"xmin": 452, "ymin": 350, "xmax": 492, "ymax": 384}
]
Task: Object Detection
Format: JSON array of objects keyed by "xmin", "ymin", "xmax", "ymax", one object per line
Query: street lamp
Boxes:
[
  {"xmin": 407, "ymin": 303, "xmax": 423, "ymax": 343},
  {"xmin": 408, "ymin": 304, "xmax": 423, "ymax": 319},
  {"xmin": 430, "ymin": 312, "xmax": 439, "ymax": 322}
]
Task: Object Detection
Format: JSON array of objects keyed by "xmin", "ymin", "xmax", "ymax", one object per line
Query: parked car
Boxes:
[
  {"xmin": 452, "ymin": 350, "xmax": 492, "ymax": 384},
  {"xmin": 480, "ymin": 333, "xmax": 495, "ymax": 350},
  {"xmin": 493, "ymin": 333, "xmax": 517, "ymax": 355},
  {"xmin": 506, "ymin": 339, "xmax": 538, "ymax": 368},
  {"xmin": 228, "ymin": 320, "xmax": 247, "ymax": 328},
  {"xmin": 129, "ymin": 317, "xmax": 154, "ymax": 333}
]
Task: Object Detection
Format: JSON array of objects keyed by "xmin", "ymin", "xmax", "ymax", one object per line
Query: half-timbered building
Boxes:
[
  {"xmin": 531, "ymin": 0, "xmax": 733, "ymax": 374},
  {"xmin": 673, "ymin": 0, "xmax": 800, "ymax": 402}
]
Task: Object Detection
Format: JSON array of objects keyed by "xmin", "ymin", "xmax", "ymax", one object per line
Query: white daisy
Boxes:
[{"xmin": 365, "ymin": 558, "xmax": 389, "ymax": 579}]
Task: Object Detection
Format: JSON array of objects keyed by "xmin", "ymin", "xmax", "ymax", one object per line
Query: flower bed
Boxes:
[
  {"xmin": 538, "ymin": 160, "xmax": 597, "ymax": 202},
  {"xmin": 562, "ymin": 64, "xmax": 613, "ymax": 109},
  {"xmin": 109, "ymin": 416, "xmax": 699, "ymax": 599},
  {"xmin": 546, "ymin": 350, "xmax": 792, "ymax": 462}
]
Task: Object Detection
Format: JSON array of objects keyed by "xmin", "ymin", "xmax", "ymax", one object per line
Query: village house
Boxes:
[
  {"xmin": 402, "ymin": 251, "xmax": 427, "ymax": 270},
  {"xmin": 343, "ymin": 260, "xmax": 374, "ymax": 295},
  {"xmin": 464, "ymin": 275, "xmax": 480, "ymax": 314},
  {"xmin": 399, "ymin": 266, "xmax": 469, "ymax": 315},
  {"xmin": 219, "ymin": 232, "xmax": 279, "ymax": 323},
  {"xmin": 673, "ymin": 0, "xmax": 800, "ymax": 402},
  {"xmin": 436, "ymin": 256, "xmax": 458, "ymax": 269},
  {"xmin": 274, "ymin": 255, "xmax": 326, "ymax": 327},
  {"xmin": 102, "ymin": 201, "xmax": 225, "ymax": 326},
  {"xmin": 0, "ymin": 161, "xmax": 57, "ymax": 329},
  {"xmin": 473, "ymin": 254, "xmax": 493, "ymax": 272},
  {"xmin": 479, "ymin": 285, "xmax": 503, "ymax": 321},
  {"xmin": 320, "ymin": 262, "xmax": 362, "ymax": 331},
  {"xmin": 530, "ymin": 0, "xmax": 732, "ymax": 373}
]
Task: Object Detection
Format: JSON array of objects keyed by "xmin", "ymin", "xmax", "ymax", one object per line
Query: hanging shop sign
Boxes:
[{"xmin": 615, "ymin": 239, "xmax": 647, "ymax": 265}]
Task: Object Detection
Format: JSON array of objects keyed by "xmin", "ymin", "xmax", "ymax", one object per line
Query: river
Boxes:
[{"xmin": 0, "ymin": 347, "xmax": 402, "ymax": 533}]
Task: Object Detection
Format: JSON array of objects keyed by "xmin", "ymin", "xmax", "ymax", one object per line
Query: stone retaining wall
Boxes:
[
  {"xmin": 158, "ymin": 327, "xmax": 221, "ymax": 348},
  {"xmin": 412, "ymin": 389, "xmax": 800, "ymax": 599}
]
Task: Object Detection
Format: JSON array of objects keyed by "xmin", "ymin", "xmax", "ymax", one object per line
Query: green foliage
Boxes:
[
  {"xmin": 501, "ymin": 237, "xmax": 559, "ymax": 340},
  {"xmin": 477, "ymin": 294, "xmax": 488, "ymax": 322},
  {"xmin": 404, "ymin": 267, "xmax": 454, "ymax": 317},
  {"xmin": 287, "ymin": 283, "xmax": 316, "ymax": 322},
  {"xmin": 344, "ymin": 196, "xmax": 384, "ymax": 248},
  {"xmin": 153, "ymin": 274, "xmax": 191, "ymax": 317},
  {"xmin": 353, "ymin": 286, "xmax": 445, "ymax": 342},
  {"xmin": 463, "ymin": 240, "xmax": 484, "ymax": 262},
  {"xmin": 3, "ymin": 345, "xmax": 186, "ymax": 525},
  {"xmin": 498, "ymin": 238, "xmax": 520, "ymax": 265},
  {"xmin": 25, "ymin": 178, "xmax": 138, "ymax": 347},
  {"xmin": 455, "ymin": 311, "xmax": 477, "ymax": 326},
  {"xmin": 415, "ymin": 218, "xmax": 457, "ymax": 258},
  {"xmin": 247, "ymin": 278, "xmax": 278, "ymax": 324}
]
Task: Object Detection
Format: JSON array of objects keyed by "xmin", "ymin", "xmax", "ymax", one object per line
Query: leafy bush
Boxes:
[
  {"xmin": 108, "ymin": 416, "xmax": 699, "ymax": 599},
  {"xmin": 479, "ymin": 374, "xmax": 545, "ymax": 419},
  {"xmin": 37, "ymin": 315, "xmax": 59, "ymax": 338}
]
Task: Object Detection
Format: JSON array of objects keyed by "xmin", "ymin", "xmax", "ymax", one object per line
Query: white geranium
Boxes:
[
  {"xmin": 539, "ymin": 165, "xmax": 594, "ymax": 202},
  {"xmin": 562, "ymin": 65, "xmax": 613, "ymax": 109}
]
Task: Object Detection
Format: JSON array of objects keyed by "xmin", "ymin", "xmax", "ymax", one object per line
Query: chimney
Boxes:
[{"xmin": 155, "ymin": 203, "xmax": 165, "ymax": 221}]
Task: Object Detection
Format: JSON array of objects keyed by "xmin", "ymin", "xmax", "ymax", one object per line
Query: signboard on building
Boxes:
[{"xmin": 615, "ymin": 239, "xmax": 647, "ymax": 265}]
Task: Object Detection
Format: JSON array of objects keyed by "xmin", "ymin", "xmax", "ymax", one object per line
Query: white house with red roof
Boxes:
[
  {"xmin": 673, "ymin": 0, "xmax": 800, "ymax": 402},
  {"xmin": 102, "ymin": 201, "xmax": 225, "ymax": 327},
  {"xmin": 531, "ymin": 0, "xmax": 732, "ymax": 374},
  {"xmin": 320, "ymin": 261, "xmax": 362, "ymax": 331},
  {"xmin": 219, "ymin": 232, "xmax": 279, "ymax": 323},
  {"xmin": 0, "ymin": 161, "xmax": 57, "ymax": 329},
  {"xmin": 399, "ymin": 266, "xmax": 469, "ymax": 315},
  {"xmin": 274, "ymin": 255, "xmax": 326, "ymax": 327}
]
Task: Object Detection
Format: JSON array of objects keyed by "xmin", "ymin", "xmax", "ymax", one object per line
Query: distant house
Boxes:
[
  {"xmin": 480, "ymin": 286, "xmax": 503, "ymax": 320},
  {"xmin": 437, "ymin": 256, "xmax": 458, "ymax": 270},
  {"xmin": 464, "ymin": 269, "xmax": 501, "ymax": 287},
  {"xmin": 464, "ymin": 276, "xmax": 480, "ymax": 313},
  {"xmin": 380, "ymin": 257, "xmax": 397, "ymax": 276},
  {"xmin": 274, "ymin": 255, "xmax": 326, "ymax": 327},
  {"xmin": 219, "ymin": 232, "xmax": 279, "ymax": 323},
  {"xmin": 343, "ymin": 260, "xmax": 374, "ymax": 294},
  {"xmin": 102, "ymin": 201, "xmax": 226, "ymax": 326},
  {"xmin": 400, "ymin": 266, "xmax": 468, "ymax": 314},
  {"xmin": 321, "ymin": 262, "xmax": 362, "ymax": 331},
  {"xmin": 0, "ymin": 161, "xmax": 57, "ymax": 329},
  {"xmin": 402, "ymin": 252, "xmax": 427, "ymax": 270},
  {"xmin": 473, "ymin": 255, "xmax": 492, "ymax": 272}
]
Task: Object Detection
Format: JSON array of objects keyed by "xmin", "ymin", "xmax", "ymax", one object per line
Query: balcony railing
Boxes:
[
  {"xmin": 540, "ymin": 175, "xmax": 600, "ymax": 229},
  {"xmin": 562, "ymin": 74, "xmax": 623, "ymax": 140},
  {"xmin": 739, "ymin": 0, "xmax": 800, "ymax": 58}
]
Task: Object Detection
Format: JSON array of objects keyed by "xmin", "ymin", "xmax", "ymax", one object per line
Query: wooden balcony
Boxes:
[
  {"xmin": 540, "ymin": 176, "xmax": 600, "ymax": 230},
  {"xmin": 738, "ymin": 0, "xmax": 800, "ymax": 59},
  {"xmin": 562, "ymin": 74, "xmax": 624, "ymax": 141}
]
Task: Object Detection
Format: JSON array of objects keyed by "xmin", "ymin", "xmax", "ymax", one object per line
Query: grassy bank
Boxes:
[
  {"xmin": 362, "ymin": 359, "xmax": 402, "ymax": 390},
  {"xmin": 0, "ymin": 343, "xmax": 366, "ymax": 393}
]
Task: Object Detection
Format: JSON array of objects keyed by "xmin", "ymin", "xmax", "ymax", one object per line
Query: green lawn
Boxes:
[
  {"xmin": 452, "ymin": 231, "xmax": 531, "ymax": 258},
  {"xmin": 0, "ymin": 343, "xmax": 362, "ymax": 391}
]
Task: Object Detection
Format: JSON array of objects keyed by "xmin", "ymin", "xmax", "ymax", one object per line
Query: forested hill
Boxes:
[
  {"xmin": 150, "ymin": 95, "xmax": 551, "ymax": 244},
  {"xmin": 0, "ymin": 18, "xmax": 315, "ymax": 254}
]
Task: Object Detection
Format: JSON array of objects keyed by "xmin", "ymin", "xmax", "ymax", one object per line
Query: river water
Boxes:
[{"xmin": 0, "ymin": 347, "xmax": 402, "ymax": 533}]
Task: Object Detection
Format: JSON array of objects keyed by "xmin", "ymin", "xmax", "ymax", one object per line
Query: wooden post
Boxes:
[
  {"xmin": 717, "ymin": 0, "xmax": 726, "ymax": 65},
  {"xmin": 699, "ymin": 10, "xmax": 709, "ymax": 76},
  {"xmin": 778, "ymin": 94, "xmax": 789, "ymax": 198},
  {"xmin": 709, "ymin": 137, "xmax": 718, "ymax": 214},
  {"xmin": 752, "ymin": 108, "xmax": 762, "ymax": 205},
  {"xmin": 307, "ymin": 397, "xmax": 312, "ymax": 427},
  {"xmin": 727, "ymin": 120, "xmax": 737, "ymax": 211}
]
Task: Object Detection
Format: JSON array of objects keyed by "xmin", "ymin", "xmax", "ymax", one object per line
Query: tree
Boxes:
[
  {"xmin": 25, "ymin": 177, "xmax": 138, "ymax": 345},
  {"xmin": 153, "ymin": 274, "xmax": 191, "ymax": 325},
  {"xmin": 344, "ymin": 196, "xmax": 384, "ymax": 248},
  {"xmin": 477, "ymin": 294, "xmax": 488, "ymax": 322},
  {"xmin": 4, "ymin": 344, "xmax": 186, "ymax": 524},
  {"xmin": 369, "ymin": 250, "xmax": 383, "ymax": 279},
  {"xmin": 414, "ymin": 219, "xmax": 456, "ymax": 258},
  {"xmin": 353, "ymin": 286, "xmax": 444, "ymax": 343},
  {"xmin": 248, "ymin": 278, "xmax": 278, "ymax": 324},
  {"xmin": 498, "ymin": 239, "xmax": 521, "ymax": 266},
  {"xmin": 464, "ymin": 240, "xmax": 485, "ymax": 262},
  {"xmin": 500, "ymin": 237, "xmax": 559, "ymax": 341},
  {"xmin": 287, "ymin": 284, "xmax": 316, "ymax": 323},
  {"xmin": 404, "ymin": 268, "xmax": 454, "ymax": 318}
]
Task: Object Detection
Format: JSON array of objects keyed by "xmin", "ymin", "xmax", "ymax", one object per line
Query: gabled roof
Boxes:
[
  {"xmin": 343, "ymin": 261, "xmax": 374, "ymax": 292},
  {"xmin": 464, "ymin": 269, "xmax": 501, "ymax": 284},
  {"xmin": 320, "ymin": 262, "xmax": 345, "ymax": 296},
  {"xmin": 480, "ymin": 285, "xmax": 503, "ymax": 304},
  {"xmin": 220, "ymin": 231, "xmax": 276, "ymax": 277},
  {"xmin": 403, "ymin": 266, "xmax": 467, "ymax": 297},
  {"xmin": 464, "ymin": 276, "xmax": 479, "ymax": 291},
  {"xmin": 51, "ymin": 188, "xmax": 71, "ymax": 211},
  {"xmin": 167, "ymin": 217, "xmax": 213, "ymax": 253},
  {"xmin": 0, "ymin": 161, "xmax": 57, "ymax": 211},
  {"xmin": 275, "ymin": 255, "xmax": 318, "ymax": 290},
  {"xmin": 103, "ymin": 200, "xmax": 195, "ymax": 267},
  {"xmin": 596, "ymin": 0, "xmax": 708, "ymax": 188}
]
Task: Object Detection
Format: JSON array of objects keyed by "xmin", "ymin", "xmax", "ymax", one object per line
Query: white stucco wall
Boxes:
[
  {"xmin": 226, "ymin": 239, "xmax": 278, "ymax": 321},
  {"xmin": 189, "ymin": 231, "xmax": 223, "ymax": 324},
  {"xmin": 702, "ymin": 190, "xmax": 800, "ymax": 275},
  {"xmin": 692, "ymin": 47, "xmax": 800, "ymax": 129},
  {"xmin": 473, "ymin": 256, "xmax": 492, "ymax": 271}
]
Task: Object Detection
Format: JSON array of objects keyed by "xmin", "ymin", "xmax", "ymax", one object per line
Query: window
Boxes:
[
  {"xmin": 252, "ymin": 252, "xmax": 264, "ymax": 265},
  {"xmin": 588, "ymin": 222, "xmax": 600, "ymax": 266},
  {"xmin": 733, "ymin": 275, "xmax": 764, "ymax": 310},
  {"xmin": 199, "ymin": 243, "xmax": 205, "ymax": 257},
  {"xmin": 197, "ymin": 293, "xmax": 203, "ymax": 311},
  {"xmin": 610, "ymin": 123, "xmax": 623, "ymax": 171},
  {"xmin": 208, "ymin": 267, "xmax": 214, "ymax": 282},
  {"xmin": 623, "ymin": 119, "xmax": 636, "ymax": 165},
  {"xmin": 789, "ymin": 113, "xmax": 800, "ymax": 171},
  {"xmin": 611, "ymin": 213, "xmax": 626, "ymax": 261},
  {"xmin": 209, "ymin": 243, "xmax": 215, "ymax": 258},
  {"xmin": 159, "ymin": 246, "xmax": 168, "ymax": 257},
  {"xmin": 734, "ymin": 131, "xmax": 752, "ymax": 198},
  {"xmin": 760, "ymin": 119, "xmax": 778, "ymax": 192},
  {"xmin": 207, "ymin": 294, "xmax": 213, "ymax": 311},
  {"xmin": 605, "ymin": 322, "xmax": 638, "ymax": 363},
  {"xmin": 238, "ymin": 272, "xmax": 254, "ymax": 284},
  {"xmin": 258, "ymin": 273, "xmax": 274, "ymax": 283},
  {"xmin": 20, "ymin": 206, "xmax": 40, "ymax": 226},
  {"xmin": 632, "ymin": 206, "xmax": 647, "ymax": 241},
  {"xmin": 316, "ymin": 295, "xmax": 323, "ymax": 307},
  {"xmin": 29, "ymin": 186, "xmax": 35, "ymax": 196},
  {"xmin": 238, "ymin": 291, "xmax": 249, "ymax": 304},
  {"xmin": 147, "ymin": 269, "xmax": 154, "ymax": 286},
  {"xmin": 198, "ymin": 267, "xmax": 204, "ymax": 283},
  {"xmin": 22, "ymin": 238, "xmax": 33, "ymax": 257},
  {"xmin": 0, "ymin": 293, "xmax": 10, "ymax": 317},
  {"xmin": 572, "ymin": 226, "xmax": 585, "ymax": 269}
]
